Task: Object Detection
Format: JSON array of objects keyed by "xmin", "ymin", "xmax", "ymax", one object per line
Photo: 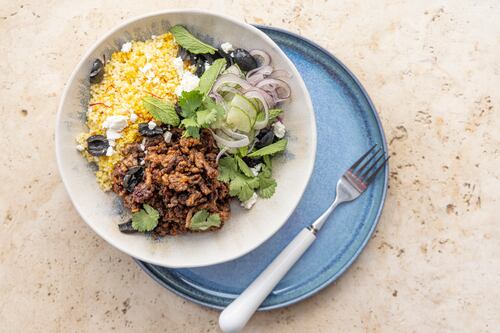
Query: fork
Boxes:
[{"xmin": 219, "ymin": 145, "xmax": 389, "ymax": 333}]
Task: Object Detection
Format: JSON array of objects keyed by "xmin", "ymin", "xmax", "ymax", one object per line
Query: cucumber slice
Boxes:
[
  {"xmin": 230, "ymin": 94, "xmax": 257, "ymax": 124},
  {"xmin": 223, "ymin": 64, "xmax": 244, "ymax": 78},
  {"xmin": 226, "ymin": 106, "xmax": 252, "ymax": 132}
]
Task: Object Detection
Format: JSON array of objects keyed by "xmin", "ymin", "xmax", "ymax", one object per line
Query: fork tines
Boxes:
[{"xmin": 348, "ymin": 144, "xmax": 389, "ymax": 185}]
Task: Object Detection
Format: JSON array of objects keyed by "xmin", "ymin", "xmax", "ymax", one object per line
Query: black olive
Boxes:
[
  {"xmin": 243, "ymin": 156, "xmax": 263, "ymax": 168},
  {"xmin": 118, "ymin": 220, "xmax": 137, "ymax": 234},
  {"xmin": 255, "ymin": 128, "xmax": 275, "ymax": 148},
  {"xmin": 231, "ymin": 48, "xmax": 258, "ymax": 72},
  {"xmin": 86, "ymin": 135, "xmax": 109, "ymax": 156},
  {"xmin": 138, "ymin": 123, "xmax": 164, "ymax": 137},
  {"xmin": 217, "ymin": 48, "xmax": 234, "ymax": 66},
  {"xmin": 177, "ymin": 47, "xmax": 190, "ymax": 61},
  {"xmin": 123, "ymin": 166, "xmax": 144, "ymax": 193},
  {"xmin": 194, "ymin": 57, "xmax": 205, "ymax": 77},
  {"xmin": 89, "ymin": 59, "xmax": 104, "ymax": 84}
]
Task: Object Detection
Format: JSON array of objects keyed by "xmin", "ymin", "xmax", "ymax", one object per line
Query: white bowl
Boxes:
[{"xmin": 56, "ymin": 10, "xmax": 316, "ymax": 268}]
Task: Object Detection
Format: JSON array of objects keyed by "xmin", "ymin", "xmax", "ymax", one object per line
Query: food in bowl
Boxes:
[{"xmin": 76, "ymin": 25, "xmax": 292, "ymax": 236}]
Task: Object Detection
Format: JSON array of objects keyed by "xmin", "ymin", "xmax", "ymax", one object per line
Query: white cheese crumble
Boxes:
[
  {"xmin": 121, "ymin": 42, "xmax": 132, "ymax": 52},
  {"xmin": 106, "ymin": 129, "xmax": 122, "ymax": 141},
  {"xmin": 151, "ymin": 35, "xmax": 157, "ymax": 40},
  {"xmin": 108, "ymin": 140, "xmax": 116, "ymax": 147},
  {"xmin": 140, "ymin": 63, "xmax": 153, "ymax": 73},
  {"xmin": 272, "ymin": 121, "xmax": 286, "ymax": 138},
  {"xmin": 250, "ymin": 163, "xmax": 262, "ymax": 177},
  {"xmin": 148, "ymin": 121, "xmax": 157, "ymax": 130},
  {"xmin": 105, "ymin": 146, "xmax": 115, "ymax": 156},
  {"xmin": 175, "ymin": 71, "xmax": 200, "ymax": 96},
  {"xmin": 241, "ymin": 192, "xmax": 258, "ymax": 209},
  {"xmin": 129, "ymin": 113, "xmax": 138, "ymax": 122},
  {"xmin": 102, "ymin": 115, "xmax": 128, "ymax": 131},
  {"xmin": 204, "ymin": 61, "xmax": 211, "ymax": 71},
  {"xmin": 173, "ymin": 57, "xmax": 184, "ymax": 75},
  {"xmin": 221, "ymin": 42, "xmax": 234, "ymax": 53},
  {"xmin": 76, "ymin": 144, "xmax": 85, "ymax": 152},
  {"xmin": 163, "ymin": 131, "xmax": 172, "ymax": 144},
  {"xmin": 139, "ymin": 143, "xmax": 145, "ymax": 151},
  {"xmin": 140, "ymin": 159, "xmax": 145, "ymax": 165}
]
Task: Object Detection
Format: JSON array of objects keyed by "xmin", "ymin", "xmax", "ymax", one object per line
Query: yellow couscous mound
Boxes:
[{"xmin": 77, "ymin": 33, "xmax": 190, "ymax": 191}]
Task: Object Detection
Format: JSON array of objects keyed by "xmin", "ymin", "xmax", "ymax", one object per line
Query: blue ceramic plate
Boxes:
[{"xmin": 136, "ymin": 26, "xmax": 388, "ymax": 310}]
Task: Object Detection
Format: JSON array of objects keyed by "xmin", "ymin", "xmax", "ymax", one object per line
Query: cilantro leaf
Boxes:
[
  {"xmin": 142, "ymin": 96, "xmax": 180, "ymax": 126},
  {"xmin": 183, "ymin": 126, "xmax": 200, "ymax": 139},
  {"xmin": 247, "ymin": 139, "xmax": 287, "ymax": 157},
  {"xmin": 235, "ymin": 156, "xmax": 254, "ymax": 178},
  {"xmin": 198, "ymin": 58, "xmax": 227, "ymax": 95},
  {"xmin": 180, "ymin": 117, "xmax": 198, "ymax": 128},
  {"xmin": 263, "ymin": 155, "xmax": 272, "ymax": 170},
  {"xmin": 218, "ymin": 156, "xmax": 238, "ymax": 182},
  {"xmin": 196, "ymin": 108, "xmax": 218, "ymax": 127},
  {"xmin": 229, "ymin": 176, "xmax": 256, "ymax": 202},
  {"xmin": 169, "ymin": 25, "xmax": 217, "ymax": 54},
  {"xmin": 131, "ymin": 204, "xmax": 160, "ymax": 232},
  {"xmin": 179, "ymin": 90, "xmax": 203, "ymax": 118},
  {"xmin": 238, "ymin": 146, "xmax": 248, "ymax": 157},
  {"xmin": 258, "ymin": 166, "xmax": 277, "ymax": 198},
  {"xmin": 188, "ymin": 210, "xmax": 221, "ymax": 231}
]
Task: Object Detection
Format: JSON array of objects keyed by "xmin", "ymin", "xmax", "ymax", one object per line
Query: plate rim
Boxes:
[{"xmin": 135, "ymin": 25, "xmax": 389, "ymax": 311}]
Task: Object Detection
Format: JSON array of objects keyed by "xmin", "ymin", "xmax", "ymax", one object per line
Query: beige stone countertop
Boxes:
[{"xmin": 1, "ymin": 1, "xmax": 499, "ymax": 332}]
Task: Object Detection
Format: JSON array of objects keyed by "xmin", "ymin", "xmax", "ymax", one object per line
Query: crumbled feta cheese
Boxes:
[
  {"xmin": 163, "ymin": 131, "xmax": 172, "ymax": 144},
  {"xmin": 108, "ymin": 140, "xmax": 116, "ymax": 147},
  {"xmin": 121, "ymin": 42, "xmax": 132, "ymax": 52},
  {"xmin": 106, "ymin": 129, "xmax": 122, "ymax": 141},
  {"xmin": 204, "ymin": 61, "xmax": 211, "ymax": 71},
  {"xmin": 140, "ymin": 63, "xmax": 153, "ymax": 73},
  {"xmin": 250, "ymin": 163, "xmax": 262, "ymax": 177},
  {"xmin": 105, "ymin": 146, "xmax": 115, "ymax": 156},
  {"xmin": 76, "ymin": 144, "xmax": 85, "ymax": 152},
  {"xmin": 173, "ymin": 57, "xmax": 184, "ymax": 75},
  {"xmin": 140, "ymin": 159, "xmax": 145, "ymax": 165},
  {"xmin": 175, "ymin": 71, "xmax": 200, "ymax": 96},
  {"xmin": 241, "ymin": 192, "xmax": 258, "ymax": 209},
  {"xmin": 272, "ymin": 121, "xmax": 286, "ymax": 138},
  {"xmin": 148, "ymin": 121, "xmax": 157, "ymax": 130},
  {"xmin": 221, "ymin": 42, "xmax": 234, "ymax": 53},
  {"xmin": 129, "ymin": 113, "xmax": 138, "ymax": 122},
  {"xmin": 139, "ymin": 143, "xmax": 145, "ymax": 151},
  {"xmin": 102, "ymin": 115, "xmax": 128, "ymax": 131},
  {"xmin": 151, "ymin": 35, "xmax": 157, "ymax": 39}
]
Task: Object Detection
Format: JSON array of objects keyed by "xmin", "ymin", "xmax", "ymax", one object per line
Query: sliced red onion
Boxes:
[
  {"xmin": 249, "ymin": 50, "xmax": 271, "ymax": 67},
  {"xmin": 216, "ymin": 147, "xmax": 228, "ymax": 164},
  {"xmin": 213, "ymin": 73, "xmax": 254, "ymax": 93},
  {"xmin": 256, "ymin": 78, "xmax": 291, "ymax": 99},
  {"xmin": 270, "ymin": 69, "xmax": 292, "ymax": 79},
  {"xmin": 211, "ymin": 129, "xmax": 250, "ymax": 148},
  {"xmin": 221, "ymin": 128, "xmax": 248, "ymax": 140}
]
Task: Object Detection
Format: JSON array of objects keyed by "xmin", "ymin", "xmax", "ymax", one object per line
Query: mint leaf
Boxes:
[
  {"xmin": 179, "ymin": 90, "xmax": 203, "ymax": 118},
  {"xmin": 131, "ymin": 204, "xmax": 160, "ymax": 232},
  {"xmin": 188, "ymin": 210, "xmax": 221, "ymax": 231},
  {"xmin": 142, "ymin": 96, "xmax": 180, "ymax": 126},
  {"xmin": 235, "ymin": 156, "xmax": 253, "ymax": 178},
  {"xmin": 169, "ymin": 25, "xmax": 217, "ymax": 55},
  {"xmin": 198, "ymin": 58, "xmax": 227, "ymax": 95},
  {"xmin": 196, "ymin": 108, "xmax": 218, "ymax": 127},
  {"xmin": 247, "ymin": 139, "xmax": 288, "ymax": 157}
]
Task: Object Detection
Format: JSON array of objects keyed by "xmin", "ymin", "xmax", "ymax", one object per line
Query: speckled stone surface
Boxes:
[{"xmin": 1, "ymin": 1, "xmax": 499, "ymax": 332}]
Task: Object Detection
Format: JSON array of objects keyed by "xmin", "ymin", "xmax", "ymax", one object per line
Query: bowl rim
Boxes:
[{"xmin": 55, "ymin": 9, "xmax": 317, "ymax": 268}]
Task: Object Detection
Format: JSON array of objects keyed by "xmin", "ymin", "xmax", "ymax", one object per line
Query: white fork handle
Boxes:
[{"xmin": 219, "ymin": 228, "xmax": 316, "ymax": 333}]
